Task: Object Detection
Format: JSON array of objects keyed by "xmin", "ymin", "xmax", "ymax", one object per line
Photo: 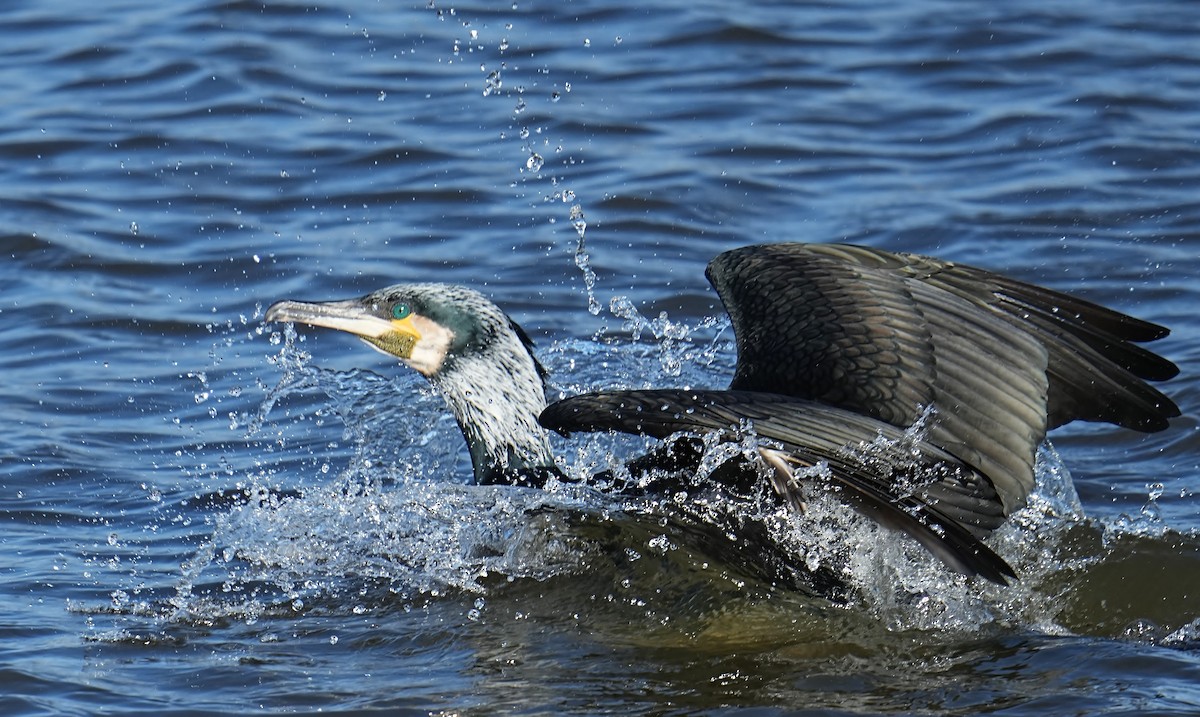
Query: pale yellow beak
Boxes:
[{"xmin": 265, "ymin": 298, "xmax": 421, "ymax": 359}]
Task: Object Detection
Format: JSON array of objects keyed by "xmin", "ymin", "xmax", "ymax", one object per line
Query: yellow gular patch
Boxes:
[{"xmin": 362, "ymin": 314, "xmax": 421, "ymax": 359}]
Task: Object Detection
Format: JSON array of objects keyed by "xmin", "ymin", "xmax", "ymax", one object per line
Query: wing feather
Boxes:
[{"xmin": 705, "ymin": 243, "xmax": 1178, "ymax": 514}]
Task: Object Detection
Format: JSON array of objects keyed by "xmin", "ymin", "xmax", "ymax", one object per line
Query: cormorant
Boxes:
[{"xmin": 264, "ymin": 243, "xmax": 1179, "ymax": 585}]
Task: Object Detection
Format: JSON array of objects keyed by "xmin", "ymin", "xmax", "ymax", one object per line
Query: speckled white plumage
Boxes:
[
  {"xmin": 381, "ymin": 283, "xmax": 555, "ymax": 484},
  {"xmin": 422, "ymin": 294, "xmax": 555, "ymax": 483}
]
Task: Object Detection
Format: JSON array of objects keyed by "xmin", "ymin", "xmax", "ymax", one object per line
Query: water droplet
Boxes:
[
  {"xmin": 526, "ymin": 153, "xmax": 543, "ymax": 172},
  {"xmin": 377, "ymin": 91, "xmax": 387, "ymax": 102},
  {"xmin": 569, "ymin": 204, "xmax": 587, "ymax": 239},
  {"xmin": 129, "ymin": 221, "xmax": 138, "ymax": 236},
  {"xmin": 1121, "ymin": 618, "xmax": 1163, "ymax": 642},
  {"xmin": 483, "ymin": 69, "xmax": 502, "ymax": 96},
  {"xmin": 574, "ymin": 230, "xmax": 601, "ymax": 315}
]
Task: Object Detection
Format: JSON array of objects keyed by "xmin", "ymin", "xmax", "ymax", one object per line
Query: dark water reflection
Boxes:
[{"xmin": 1, "ymin": 0, "xmax": 1198, "ymax": 714}]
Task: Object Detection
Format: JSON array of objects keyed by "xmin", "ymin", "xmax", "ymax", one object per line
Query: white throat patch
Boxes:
[{"xmin": 403, "ymin": 315, "xmax": 455, "ymax": 377}]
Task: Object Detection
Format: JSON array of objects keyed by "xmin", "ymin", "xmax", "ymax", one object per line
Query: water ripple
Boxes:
[{"xmin": 1, "ymin": 0, "xmax": 1197, "ymax": 714}]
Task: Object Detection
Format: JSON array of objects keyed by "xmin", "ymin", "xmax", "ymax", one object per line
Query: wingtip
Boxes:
[{"xmin": 972, "ymin": 547, "xmax": 1018, "ymax": 586}]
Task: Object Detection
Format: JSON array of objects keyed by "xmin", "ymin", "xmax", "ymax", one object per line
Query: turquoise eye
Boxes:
[{"xmin": 391, "ymin": 303, "xmax": 411, "ymax": 320}]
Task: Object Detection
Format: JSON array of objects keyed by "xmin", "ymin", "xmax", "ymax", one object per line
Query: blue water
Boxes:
[{"xmin": 2, "ymin": 1, "xmax": 1199, "ymax": 714}]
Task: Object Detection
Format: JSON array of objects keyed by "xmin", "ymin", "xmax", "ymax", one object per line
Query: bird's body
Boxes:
[{"xmin": 265, "ymin": 243, "xmax": 1179, "ymax": 585}]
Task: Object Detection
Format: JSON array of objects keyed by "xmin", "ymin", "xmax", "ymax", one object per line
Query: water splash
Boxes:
[
  {"xmin": 606, "ymin": 295, "xmax": 730, "ymax": 377},
  {"xmin": 840, "ymin": 442, "xmax": 1093, "ymax": 635},
  {"xmin": 568, "ymin": 204, "xmax": 604, "ymax": 316},
  {"xmin": 211, "ymin": 477, "xmax": 598, "ymax": 597},
  {"xmin": 421, "ymin": 2, "xmax": 603, "ymax": 322}
]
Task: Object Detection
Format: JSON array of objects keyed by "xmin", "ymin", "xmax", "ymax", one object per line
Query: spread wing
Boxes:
[
  {"xmin": 540, "ymin": 389, "xmax": 1016, "ymax": 583},
  {"xmin": 539, "ymin": 242, "xmax": 1179, "ymax": 584},
  {"xmin": 705, "ymin": 243, "xmax": 1179, "ymax": 515}
]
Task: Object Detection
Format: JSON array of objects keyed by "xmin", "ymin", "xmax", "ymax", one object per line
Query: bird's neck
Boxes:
[{"xmin": 429, "ymin": 346, "xmax": 558, "ymax": 486}]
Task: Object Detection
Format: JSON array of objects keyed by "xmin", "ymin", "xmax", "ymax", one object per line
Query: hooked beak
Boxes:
[{"xmin": 265, "ymin": 298, "xmax": 421, "ymax": 359}]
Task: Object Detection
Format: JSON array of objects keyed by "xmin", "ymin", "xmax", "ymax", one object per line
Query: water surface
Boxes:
[{"xmin": 2, "ymin": 1, "xmax": 1199, "ymax": 714}]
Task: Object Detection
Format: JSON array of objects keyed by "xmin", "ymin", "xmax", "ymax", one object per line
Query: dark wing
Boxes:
[
  {"xmin": 541, "ymin": 389, "xmax": 1016, "ymax": 583},
  {"xmin": 706, "ymin": 243, "xmax": 1179, "ymax": 515},
  {"xmin": 887, "ymin": 253, "xmax": 1179, "ymax": 430}
]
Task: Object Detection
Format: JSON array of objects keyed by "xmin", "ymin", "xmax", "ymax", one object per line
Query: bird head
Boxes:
[{"xmin": 265, "ymin": 283, "xmax": 528, "ymax": 379}]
